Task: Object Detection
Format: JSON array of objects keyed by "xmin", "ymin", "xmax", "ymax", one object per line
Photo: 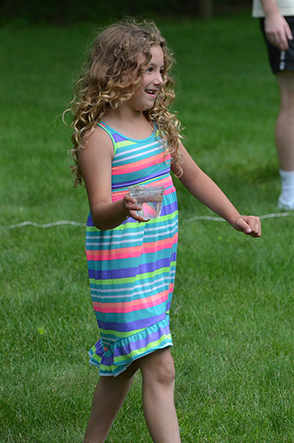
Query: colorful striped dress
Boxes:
[{"xmin": 85, "ymin": 122, "xmax": 178, "ymax": 376}]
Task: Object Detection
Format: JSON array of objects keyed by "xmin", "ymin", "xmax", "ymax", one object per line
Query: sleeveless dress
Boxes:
[{"xmin": 85, "ymin": 122, "xmax": 178, "ymax": 376}]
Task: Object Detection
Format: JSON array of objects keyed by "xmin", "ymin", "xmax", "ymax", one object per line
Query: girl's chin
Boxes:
[
  {"xmin": 134, "ymin": 101, "xmax": 155, "ymax": 112},
  {"xmin": 143, "ymin": 101, "xmax": 156, "ymax": 110}
]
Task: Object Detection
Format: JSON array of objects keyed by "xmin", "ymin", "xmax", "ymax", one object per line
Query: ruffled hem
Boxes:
[{"xmin": 88, "ymin": 317, "xmax": 173, "ymax": 377}]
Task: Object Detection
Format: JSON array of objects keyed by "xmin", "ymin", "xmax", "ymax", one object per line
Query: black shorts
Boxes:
[{"xmin": 260, "ymin": 16, "xmax": 294, "ymax": 74}]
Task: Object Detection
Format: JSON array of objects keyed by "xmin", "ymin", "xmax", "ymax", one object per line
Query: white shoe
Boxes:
[{"xmin": 278, "ymin": 196, "xmax": 294, "ymax": 211}]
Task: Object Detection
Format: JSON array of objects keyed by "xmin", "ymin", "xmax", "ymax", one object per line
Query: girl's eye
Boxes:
[{"xmin": 147, "ymin": 67, "xmax": 153, "ymax": 72}]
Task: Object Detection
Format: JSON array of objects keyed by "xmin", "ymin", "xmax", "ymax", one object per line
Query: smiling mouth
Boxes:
[{"xmin": 145, "ymin": 89, "xmax": 157, "ymax": 96}]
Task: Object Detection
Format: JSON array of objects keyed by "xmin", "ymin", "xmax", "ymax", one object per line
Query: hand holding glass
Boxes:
[{"xmin": 128, "ymin": 185, "xmax": 165, "ymax": 220}]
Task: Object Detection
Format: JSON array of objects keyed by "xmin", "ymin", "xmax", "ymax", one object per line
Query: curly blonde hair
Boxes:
[{"xmin": 68, "ymin": 18, "xmax": 183, "ymax": 187}]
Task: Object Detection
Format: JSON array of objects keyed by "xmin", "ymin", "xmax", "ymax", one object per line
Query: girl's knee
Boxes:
[
  {"xmin": 141, "ymin": 348, "xmax": 176, "ymax": 386},
  {"xmin": 156, "ymin": 357, "xmax": 176, "ymax": 385}
]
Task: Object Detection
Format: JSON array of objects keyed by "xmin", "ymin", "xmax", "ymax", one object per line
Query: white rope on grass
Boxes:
[
  {"xmin": 0, "ymin": 212, "xmax": 293, "ymax": 230},
  {"xmin": 259, "ymin": 212, "xmax": 294, "ymax": 219},
  {"xmin": 186, "ymin": 212, "xmax": 294, "ymax": 223},
  {"xmin": 0, "ymin": 220, "xmax": 85, "ymax": 229}
]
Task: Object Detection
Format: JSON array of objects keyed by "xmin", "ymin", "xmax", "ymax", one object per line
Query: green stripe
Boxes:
[
  {"xmin": 86, "ymin": 210, "xmax": 178, "ymax": 232},
  {"xmin": 115, "ymin": 140, "xmax": 136, "ymax": 148},
  {"xmin": 99, "ymin": 327, "xmax": 144, "ymax": 338},
  {"xmin": 114, "ymin": 334, "xmax": 172, "ymax": 363}
]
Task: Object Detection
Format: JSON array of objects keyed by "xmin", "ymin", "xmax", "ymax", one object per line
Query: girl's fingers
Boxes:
[{"xmin": 235, "ymin": 216, "xmax": 261, "ymax": 237}]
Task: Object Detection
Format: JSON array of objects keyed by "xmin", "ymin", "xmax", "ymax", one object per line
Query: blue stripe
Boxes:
[{"xmin": 88, "ymin": 254, "xmax": 177, "ymax": 280}]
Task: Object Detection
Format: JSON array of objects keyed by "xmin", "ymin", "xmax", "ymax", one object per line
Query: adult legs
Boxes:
[
  {"xmin": 276, "ymin": 70, "xmax": 294, "ymax": 170},
  {"xmin": 138, "ymin": 347, "xmax": 181, "ymax": 443},
  {"xmin": 83, "ymin": 362, "xmax": 139, "ymax": 443},
  {"xmin": 275, "ymin": 70, "xmax": 294, "ymax": 208}
]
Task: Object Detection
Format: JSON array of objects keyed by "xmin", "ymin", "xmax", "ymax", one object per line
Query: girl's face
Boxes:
[{"xmin": 129, "ymin": 45, "xmax": 164, "ymax": 112}]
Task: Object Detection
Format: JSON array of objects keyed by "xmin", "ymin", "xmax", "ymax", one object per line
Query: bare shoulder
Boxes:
[
  {"xmin": 79, "ymin": 124, "xmax": 114, "ymax": 160},
  {"xmin": 78, "ymin": 124, "xmax": 114, "ymax": 206},
  {"xmin": 78, "ymin": 124, "xmax": 114, "ymax": 190}
]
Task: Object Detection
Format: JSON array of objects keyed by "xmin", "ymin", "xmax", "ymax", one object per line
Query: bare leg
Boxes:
[
  {"xmin": 275, "ymin": 70, "xmax": 294, "ymax": 171},
  {"xmin": 83, "ymin": 362, "xmax": 139, "ymax": 443},
  {"xmin": 138, "ymin": 348, "xmax": 181, "ymax": 443}
]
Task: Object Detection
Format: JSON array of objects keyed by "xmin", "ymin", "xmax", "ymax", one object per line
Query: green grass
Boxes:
[{"xmin": 1, "ymin": 12, "xmax": 294, "ymax": 443}]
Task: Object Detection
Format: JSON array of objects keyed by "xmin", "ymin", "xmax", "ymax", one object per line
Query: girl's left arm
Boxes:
[{"xmin": 172, "ymin": 143, "xmax": 261, "ymax": 237}]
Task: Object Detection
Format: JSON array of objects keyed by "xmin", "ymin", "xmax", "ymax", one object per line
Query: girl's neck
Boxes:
[{"xmin": 102, "ymin": 106, "xmax": 153, "ymax": 140}]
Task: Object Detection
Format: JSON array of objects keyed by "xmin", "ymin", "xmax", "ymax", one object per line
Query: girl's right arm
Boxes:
[
  {"xmin": 172, "ymin": 143, "xmax": 261, "ymax": 237},
  {"xmin": 79, "ymin": 126, "xmax": 145, "ymax": 230}
]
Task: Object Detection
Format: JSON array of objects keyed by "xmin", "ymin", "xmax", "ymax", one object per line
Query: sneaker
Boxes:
[{"xmin": 278, "ymin": 196, "xmax": 294, "ymax": 210}]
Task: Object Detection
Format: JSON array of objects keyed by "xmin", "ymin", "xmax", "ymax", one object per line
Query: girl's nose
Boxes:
[{"xmin": 155, "ymin": 73, "xmax": 164, "ymax": 86}]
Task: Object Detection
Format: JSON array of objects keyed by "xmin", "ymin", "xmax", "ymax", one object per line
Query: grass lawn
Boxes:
[{"xmin": 1, "ymin": 12, "xmax": 294, "ymax": 443}]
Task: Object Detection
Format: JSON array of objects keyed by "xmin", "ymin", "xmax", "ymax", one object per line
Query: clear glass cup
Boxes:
[{"xmin": 128, "ymin": 185, "xmax": 165, "ymax": 220}]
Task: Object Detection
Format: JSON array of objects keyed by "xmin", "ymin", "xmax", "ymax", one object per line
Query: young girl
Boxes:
[{"xmin": 68, "ymin": 19, "xmax": 261, "ymax": 443}]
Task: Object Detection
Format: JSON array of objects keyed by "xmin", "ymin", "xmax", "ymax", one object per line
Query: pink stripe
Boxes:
[
  {"xmin": 112, "ymin": 153, "xmax": 165, "ymax": 176},
  {"xmin": 93, "ymin": 284, "xmax": 174, "ymax": 313},
  {"xmin": 86, "ymin": 233, "xmax": 178, "ymax": 261},
  {"xmin": 164, "ymin": 186, "xmax": 174, "ymax": 196}
]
